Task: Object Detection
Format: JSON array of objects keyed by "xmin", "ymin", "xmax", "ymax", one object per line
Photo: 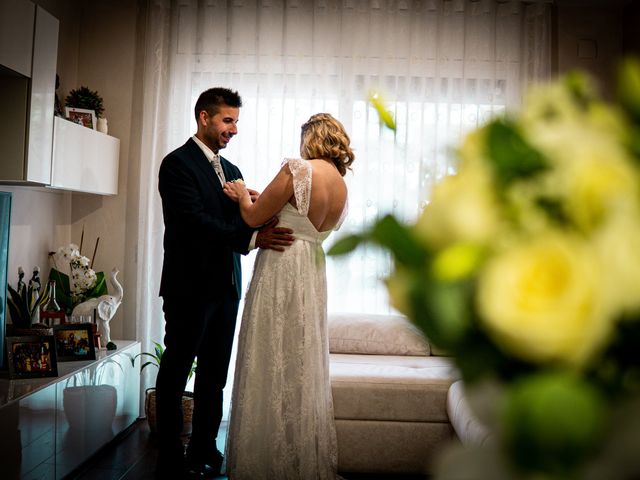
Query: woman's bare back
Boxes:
[{"xmin": 289, "ymin": 159, "xmax": 347, "ymax": 231}]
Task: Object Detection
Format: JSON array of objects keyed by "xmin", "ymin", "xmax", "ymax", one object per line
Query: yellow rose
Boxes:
[
  {"xmin": 558, "ymin": 139, "xmax": 638, "ymax": 231},
  {"xmin": 477, "ymin": 232, "xmax": 613, "ymax": 367},
  {"xmin": 585, "ymin": 101, "xmax": 630, "ymax": 144},
  {"xmin": 525, "ymin": 121, "xmax": 638, "ymax": 232},
  {"xmin": 456, "ymin": 126, "xmax": 488, "ymax": 168},
  {"xmin": 520, "ymin": 81, "xmax": 585, "ymax": 129},
  {"xmin": 414, "ymin": 162, "xmax": 500, "ymax": 249},
  {"xmin": 594, "ymin": 215, "xmax": 640, "ymax": 313}
]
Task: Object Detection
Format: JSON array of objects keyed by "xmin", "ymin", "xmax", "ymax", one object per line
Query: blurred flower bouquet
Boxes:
[
  {"xmin": 330, "ymin": 59, "xmax": 640, "ymax": 479},
  {"xmin": 48, "ymin": 239, "xmax": 107, "ymax": 315}
]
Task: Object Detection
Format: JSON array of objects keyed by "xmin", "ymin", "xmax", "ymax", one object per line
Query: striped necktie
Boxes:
[{"xmin": 211, "ymin": 155, "xmax": 226, "ymax": 186}]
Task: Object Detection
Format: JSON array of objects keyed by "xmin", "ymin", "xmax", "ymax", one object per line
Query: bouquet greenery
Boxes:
[{"xmin": 330, "ymin": 59, "xmax": 640, "ymax": 479}]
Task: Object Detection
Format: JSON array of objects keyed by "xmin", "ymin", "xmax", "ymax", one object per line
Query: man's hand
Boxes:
[
  {"xmin": 256, "ymin": 217, "xmax": 294, "ymax": 252},
  {"xmin": 247, "ymin": 188, "xmax": 260, "ymax": 203}
]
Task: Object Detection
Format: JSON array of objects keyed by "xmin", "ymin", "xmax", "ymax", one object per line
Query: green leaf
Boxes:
[
  {"xmin": 535, "ymin": 197, "xmax": 566, "ymax": 221},
  {"xmin": 140, "ymin": 360, "xmax": 158, "ymax": 372},
  {"xmin": 327, "ymin": 234, "xmax": 366, "ymax": 256},
  {"xmin": 153, "ymin": 341, "xmax": 165, "ymax": 360},
  {"xmin": 7, "ymin": 284, "xmax": 30, "ymax": 327},
  {"xmin": 370, "ymin": 215, "xmax": 426, "ymax": 266},
  {"xmin": 86, "ymin": 271, "xmax": 108, "ymax": 298},
  {"xmin": 48, "ymin": 268, "xmax": 108, "ymax": 315},
  {"xmin": 486, "ymin": 119, "xmax": 548, "ymax": 186},
  {"xmin": 368, "ymin": 89, "xmax": 397, "ymax": 131},
  {"xmin": 188, "ymin": 360, "xmax": 198, "ymax": 381},
  {"xmin": 410, "ymin": 279, "xmax": 471, "ymax": 349},
  {"xmin": 617, "ymin": 57, "xmax": 640, "ymax": 123}
]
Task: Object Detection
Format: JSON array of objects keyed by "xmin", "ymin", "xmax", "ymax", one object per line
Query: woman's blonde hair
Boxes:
[{"xmin": 300, "ymin": 113, "xmax": 355, "ymax": 176}]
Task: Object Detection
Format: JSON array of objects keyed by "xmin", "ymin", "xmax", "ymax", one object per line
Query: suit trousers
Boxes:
[{"xmin": 155, "ymin": 287, "xmax": 239, "ymax": 462}]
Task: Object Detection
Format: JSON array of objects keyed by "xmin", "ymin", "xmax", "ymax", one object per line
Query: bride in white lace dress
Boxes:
[{"xmin": 222, "ymin": 113, "xmax": 354, "ymax": 480}]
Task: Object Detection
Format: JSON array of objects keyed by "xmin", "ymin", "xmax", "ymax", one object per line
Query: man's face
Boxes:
[{"xmin": 199, "ymin": 105, "xmax": 239, "ymax": 153}]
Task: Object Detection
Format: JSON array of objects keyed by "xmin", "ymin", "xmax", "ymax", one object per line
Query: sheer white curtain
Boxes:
[{"xmin": 133, "ymin": 0, "xmax": 551, "ymax": 395}]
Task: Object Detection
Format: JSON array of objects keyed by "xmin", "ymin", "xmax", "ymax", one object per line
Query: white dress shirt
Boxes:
[{"xmin": 192, "ymin": 135, "xmax": 257, "ymax": 250}]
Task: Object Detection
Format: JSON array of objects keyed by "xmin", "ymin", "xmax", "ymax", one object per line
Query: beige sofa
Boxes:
[{"xmin": 328, "ymin": 313, "xmax": 459, "ymax": 475}]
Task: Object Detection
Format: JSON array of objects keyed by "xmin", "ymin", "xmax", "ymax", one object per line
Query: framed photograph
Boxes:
[
  {"xmin": 6, "ymin": 335, "xmax": 59, "ymax": 379},
  {"xmin": 53, "ymin": 324, "xmax": 96, "ymax": 361},
  {"xmin": 65, "ymin": 107, "xmax": 96, "ymax": 130}
]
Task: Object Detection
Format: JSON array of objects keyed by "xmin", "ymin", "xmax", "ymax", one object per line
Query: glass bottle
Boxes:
[{"xmin": 43, "ymin": 280, "xmax": 61, "ymax": 312}]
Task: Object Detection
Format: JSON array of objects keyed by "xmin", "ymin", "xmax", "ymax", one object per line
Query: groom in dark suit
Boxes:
[{"xmin": 156, "ymin": 87, "xmax": 294, "ymax": 479}]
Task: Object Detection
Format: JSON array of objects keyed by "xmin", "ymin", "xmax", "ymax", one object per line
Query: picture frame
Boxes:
[
  {"xmin": 6, "ymin": 335, "xmax": 59, "ymax": 379},
  {"xmin": 65, "ymin": 107, "xmax": 97, "ymax": 130},
  {"xmin": 52, "ymin": 324, "xmax": 96, "ymax": 361}
]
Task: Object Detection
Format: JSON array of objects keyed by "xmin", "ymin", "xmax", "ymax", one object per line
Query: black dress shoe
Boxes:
[{"xmin": 185, "ymin": 449, "xmax": 223, "ymax": 479}]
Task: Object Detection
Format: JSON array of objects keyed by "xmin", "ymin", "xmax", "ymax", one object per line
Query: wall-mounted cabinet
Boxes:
[
  {"xmin": 51, "ymin": 117, "xmax": 120, "ymax": 195},
  {"xmin": 0, "ymin": 0, "xmax": 35, "ymax": 77},
  {"xmin": 0, "ymin": 1, "xmax": 58, "ymax": 185}
]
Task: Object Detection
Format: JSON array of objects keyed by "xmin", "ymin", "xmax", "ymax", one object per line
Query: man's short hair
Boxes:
[{"xmin": 194, "ymin": 87, "xmax": 242, "ymax": 121}]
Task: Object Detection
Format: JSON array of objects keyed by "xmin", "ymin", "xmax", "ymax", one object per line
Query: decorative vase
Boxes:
[
  {"xmin": 63, "ymin": 384, "xmax": 117, "ymax": 432},
  {"xmin": 97, "ymin": 117, "xmax": 108, "ymax": 134}
]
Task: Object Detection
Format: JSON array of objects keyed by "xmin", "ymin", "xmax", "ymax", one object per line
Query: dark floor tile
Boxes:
[
  {"xmin": 75, "ymin": 466, "xmax": 127, "ymax": 480},
  {"xmin": 118, "ymin": 448, "xmax": 159, "ymax": 480},
  {"xmin": 68, "ymin": 419, "xmax": 430, "ymax": 480}
]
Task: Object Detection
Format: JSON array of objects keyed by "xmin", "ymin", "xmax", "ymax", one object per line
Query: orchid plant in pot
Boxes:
[{"xmin": 48, "ymin": 235, "xmax": 108, "ymax": 316}]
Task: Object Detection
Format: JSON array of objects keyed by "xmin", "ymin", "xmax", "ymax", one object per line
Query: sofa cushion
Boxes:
[
  {"xmin": 328, "ymin": 313, "xmax": 430, "ymax": 356},
  {"xmin": 330, "ymin": 353, "xmax": 458, "ymax": 423}
]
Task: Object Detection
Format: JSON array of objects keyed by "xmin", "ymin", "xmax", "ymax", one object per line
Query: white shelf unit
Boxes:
[{"xmin": 51, "ymin": 117, "xmax": 120, "ymax": 195}]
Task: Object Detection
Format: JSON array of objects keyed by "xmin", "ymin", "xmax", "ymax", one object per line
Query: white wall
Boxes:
[
  {"xmin": 1, "ymin": 186, "xmax": 71, "ymax": 293},
  {"xmin": 68, "ymin": 2, "xmax": 138, "ymax": 341}
]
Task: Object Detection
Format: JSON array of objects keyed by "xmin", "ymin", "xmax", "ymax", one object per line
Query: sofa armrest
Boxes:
[{"xmin": 446, "ymin": 380, "xmax": 492, "ymax": 446}]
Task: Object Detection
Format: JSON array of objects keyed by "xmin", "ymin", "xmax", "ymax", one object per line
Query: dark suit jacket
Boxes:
[{"xmin": 158, "ymin": 138, "xmax": 254, "ymax": 299}]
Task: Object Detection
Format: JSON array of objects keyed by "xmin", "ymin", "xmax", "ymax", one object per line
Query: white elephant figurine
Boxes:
[{"xmin": 71, "ymin": 268, "xmax": 123, "ymax": 348}]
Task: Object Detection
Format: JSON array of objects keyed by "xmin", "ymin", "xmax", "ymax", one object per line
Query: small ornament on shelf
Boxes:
[{"xmin": 41, "ymin": 280, "xmax": 66, "ymax": 327}]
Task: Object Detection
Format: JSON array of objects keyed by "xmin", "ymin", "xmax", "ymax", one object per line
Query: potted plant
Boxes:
[
  {"xmin": 132, "ymin": 341, "xmax": 197, "ymax": 436},
  {"xmin": 65, "ymin": 86, "xmax": 104, "ymax": 118}
]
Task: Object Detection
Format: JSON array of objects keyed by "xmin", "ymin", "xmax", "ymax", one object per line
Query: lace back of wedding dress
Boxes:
[
  {"xmin": 285, "ymin": 157, "xmax": 349, "ymax": 232},
  {"xmin": 284, "ymin": 157, "xmax": 312, "ymax": 216}
]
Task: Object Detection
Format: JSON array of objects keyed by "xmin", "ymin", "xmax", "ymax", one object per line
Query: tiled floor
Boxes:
[{"xmin": 69, "ymin": 420, "xmax": 430, "ymax": 480}]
